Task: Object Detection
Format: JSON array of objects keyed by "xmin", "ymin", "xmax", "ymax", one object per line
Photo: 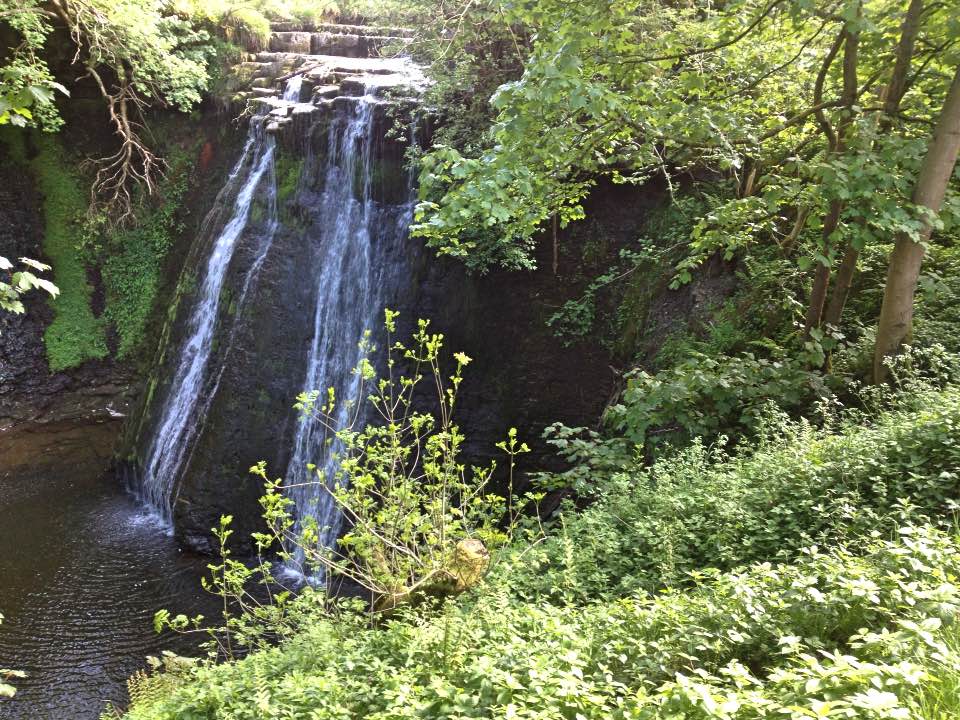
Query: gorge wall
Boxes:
[{"xmin": 0, "ymin": 23, "xmax": 734, "ymax": 554}]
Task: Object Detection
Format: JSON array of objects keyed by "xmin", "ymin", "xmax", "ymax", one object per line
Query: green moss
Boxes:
[
  {"xmin": 21, "ymin": 133, "xmax": 109, "ymax": 371},
  {"xmin": 219, "ymin": 282, "xmax": 236, "ymax": 316},
  {"xmin": 100, "ymin": 152, "xmax": 191, "ymax": 359},
  {"xmin": 275, "ymin": 154, "xmax": 304, "ymax": 209}
]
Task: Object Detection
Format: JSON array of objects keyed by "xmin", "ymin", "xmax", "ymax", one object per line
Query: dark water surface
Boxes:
[{"xmin": 0, "ymin": 439, "xmax": 216, "ymax": 719}]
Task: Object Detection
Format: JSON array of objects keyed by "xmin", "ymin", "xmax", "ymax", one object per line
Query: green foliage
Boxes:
[
  {"xmin": 255, "ymin": 313, "xmax": 534, "ymax": 610},
  {"xmin": 26, "ymin": 134, "xmax": 109, "ymax": 370},
  {"xmin": 154, "ymin": 314, "xmax": 538, "ymax": 664},
  {"xmin": 913, "ymin": 246, "xmax": 960, "ymax": 355},
  {"xmin": 273, "ymin": 155, "xmax": 303, "ymax": 208},
  {"xmin": 0, "ymin": 255, "xmax": 58, "ymax": 318},
  {"xmin": 220, "ymin": 7, "xmax": 272, "ymax": 48},
  {"xmin": 1, "ymin": 0, "xmax": 214, "ymax": 124},
  {"xmin": 0, "ymin": 612, "xmax": 26, "ymax": 699},
  {"xmin": 122, "ymin": 366, "xmax": 960, "ymax": 719},
  {"xmin": 547, "ymin": 246, "xmax": 656, "ymax": 346},
  {"xmin": 522, "ymin": 383, "xmax": 960, "ymax": 603},
  {"xmin": 0, "ymin": 0, "xmax": 226, "ymax": 221},
  {"xmin": 547, "ymin": 193, "xmax": 712, "ymax": 351},
  {"xmin": 177, "ymin": 0, "xmax": 341, "ymax": 47},
  {"xmin": 0, "ymin": 0, "xmax": 68, "ymax": 130},
  {"xmin": 96, "ymin": 154, "xmax": 190, "ymax": 359},
  {"xmin": 608, "ymin": 350, "xmax": 834, "ymax": 453},
  {"xmin": 126, "ymin": 526, "xmax": 960, "ymax": 719},
  {"xmin": 0, "ymin": 126, "xmax": 188, "ymax": 363},
  {"xmin": 409, "ymin": 0, "xmax": 960, "ymax": 365}
]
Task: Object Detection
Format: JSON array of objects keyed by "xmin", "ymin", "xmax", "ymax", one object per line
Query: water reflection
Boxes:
[{"xmin": 0, "ymin": 435, "xmax": 215, "ymax": 719}]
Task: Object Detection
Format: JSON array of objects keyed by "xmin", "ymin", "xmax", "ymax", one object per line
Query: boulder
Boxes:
[{"xmin": 270, "ymin": 32, "xmax": 312, "ymax": 54}]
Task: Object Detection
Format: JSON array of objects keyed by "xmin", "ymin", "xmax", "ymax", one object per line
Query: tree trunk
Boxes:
[
  {"xmin": 823, "ymin": 0, "xmax": 924, "ymax": 327},
  {"xmin": 805, "ymin": 14, "xmax": 859, "ymax": 336},
  {"xmin": 823, "ymin": 242, "xmax": 859, "ymax": 326},
  {"xmin": 873, "ymin": 66, "xmax": 960, "ymax": 382},
  {"xmin": 804, "ymin": 201, "xmax": 840, "ymax": 336}
]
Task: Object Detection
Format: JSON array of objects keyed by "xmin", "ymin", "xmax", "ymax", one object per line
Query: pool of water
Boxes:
[{"xmin": 0, "ymin": 426, "xmax": 217, "ymax": 719}]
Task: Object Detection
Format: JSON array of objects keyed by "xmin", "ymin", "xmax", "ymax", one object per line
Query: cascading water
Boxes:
[
  {"xmin": 126, "ymin": 48, "xmax": 424, "ymax": 553},
  {"xmin": 283, "ymin": 87, "xmax": 415, "ymax": 577},
  {"xmin": 135, "ymin": 98, "xmax": 285, "ymax": 523}
]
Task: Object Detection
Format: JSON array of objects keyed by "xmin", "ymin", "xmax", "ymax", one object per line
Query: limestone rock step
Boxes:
[
  {"xmin": 270, "ymin": 21, "xmax": 415, "ymax": 38},
  {"xmin": 269, "ymin": 30, "xmax": 410, "ymax": 57},
  {"xmin": 227, "ymin": 41, "xmax": 425, "ymax": 130}
]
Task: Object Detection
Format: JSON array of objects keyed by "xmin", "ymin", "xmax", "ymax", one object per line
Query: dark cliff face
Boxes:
[
  {"xmin": 0, "ymin": 134, "xmax": 133, "ymax": 441},
  {"xmin": 405, "ymin": 181, "xmax": 657, "ymax": 480},
  {"xmin": 0, "ymin": 141, "xmax": 52, "ymax": 422},
  {"xmin": 399, "ymin": 178, "xmax": 736, "ymax": 489},
  {"xmin": 1, "ymin": 100, "xmax": 733, "ymax": 556}
]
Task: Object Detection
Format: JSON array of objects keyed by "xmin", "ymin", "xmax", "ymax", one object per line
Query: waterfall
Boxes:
[
  {"xmin": 127, "ymin": 53, "xmax": 422, "ymax": 554},
  {"xmin": 283, "ymin": 89, "xmax": 414, "ymax": 577},
  {"xmin": 281, "ymin": 74, "xmax": 303, "ymax": 102},
  {"xmin": 135, "ymin": 104, "xmax": 282, "ymax": 524}
]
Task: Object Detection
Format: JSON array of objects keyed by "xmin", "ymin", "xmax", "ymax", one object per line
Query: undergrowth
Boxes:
[
  {"xmin": 95, "ymin": 152, "xmax": 190, "ymax": 360},
  {"xmin": 117, "ymin": 371, "xmax": 960, "ymax": 719},
  {"xmin": 120, "ymin": 527, "xmax": 960, "ymax": 719}
]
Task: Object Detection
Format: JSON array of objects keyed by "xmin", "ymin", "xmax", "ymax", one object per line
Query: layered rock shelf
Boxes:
[{"xmin": 228, "ymin": 22, "xmax": 425, "ymax": 139}]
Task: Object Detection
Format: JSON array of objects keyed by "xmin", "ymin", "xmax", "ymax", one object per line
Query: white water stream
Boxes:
[{"xmin": 137, "ymin": 102, "xmax": 282, "ymax": 523}]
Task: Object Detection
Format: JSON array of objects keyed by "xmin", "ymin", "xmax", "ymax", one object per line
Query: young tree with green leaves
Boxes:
[
  {"xmin": 412, "ymin": 0, "xmax": 959, "ymax": 348},
  {"xmin": 874, "ymin": 65, "xmax": 960, "ymax": 381},
  {"xmin": 0, "ymin": 255, "xmax": 58, "ymax": 320}
]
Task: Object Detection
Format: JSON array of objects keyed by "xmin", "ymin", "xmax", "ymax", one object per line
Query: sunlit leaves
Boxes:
[
  {"xmin": 0, "ymin": 255, "xmax": 59, "ymax": 323},
  {"xmin": 413, "ymin": 0, "xmax": 960, "ymax": 284}
]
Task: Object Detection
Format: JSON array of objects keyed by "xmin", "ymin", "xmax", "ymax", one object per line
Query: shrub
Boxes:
[
  {"xmin": 253, "ymin": 313, "xmax": 534, "ymax": 611},
  {"xmin": 592, "ymin": 349, "xmax": 835, "ymax": 459},
  {"xmin": 123, "ymin": 527, "xmax": 960, "ymax": 720},
  {"xmin": 519, "ymin": 385, "xmax": 960, "ymax": 602},
  {"xmin": 153, "ymin": 314, "xmax": 538, "ymax": 661},
  {"xmin": 0, "ymin": 613, "xmax": 25, "ymax": 698}
]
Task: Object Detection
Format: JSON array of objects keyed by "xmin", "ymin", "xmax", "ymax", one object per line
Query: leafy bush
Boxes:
[
  {"xmin": 520, "ymin": 385, "xmax": 960, "ymax": 603},
  {"xmin": 153, "ymin": 315, "xmax": 538, "ymax": 662},
  {"xmin": 219, "ymin": 7, "xmax": 272, "ymax": 49},
  {"xmin": 0, "ymin": 256, "xmax": 58, "ymax": 317},
  {"xmin": 123, "ymin": 526, "xmax": 960, "ymax": 719},
  {"xmin": 604, "ymin": 350, "xmax": 834, "ymax": 456},
  {"xmin": 0, "ymin": 613, "xmax": 25, "ymax": 699},
  {"xmin": 913, "ymin": 247, "xmax": 960, "ymax": 355},
  {"xmin": 253, "ymin": 313, "xmax": 534, "ymax": 611}
]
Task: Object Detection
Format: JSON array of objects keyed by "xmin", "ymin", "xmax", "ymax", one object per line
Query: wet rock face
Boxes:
[
  {"xmin": 0, "ymin": 146, "xmax": 50, "ymax": 424},
  {"xmin": 0, "ymin": 137, "xmax": 136, "ymax": 443},
  {"xmin": 264, "ymin": 22, "xmax": 413, "ymax": 58},
  {"xmin": 1, "ymin": 417, "xmax": 120, "ymax": 483},
  {"xmin": 171, "ymin": 213, "xmax": 317, "ymax": 553},
  {"xmin": 123, "ymin": 34, "xmax": 426, "ymax": 551},
  {"xmin": 396, "ymin": 178, "xmax": 735, "ymax": 489}
]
